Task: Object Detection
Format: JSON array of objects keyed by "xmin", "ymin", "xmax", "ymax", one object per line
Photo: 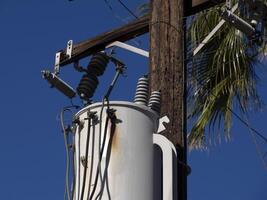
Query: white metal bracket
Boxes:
[
  {"xmin": 66, "ymin": 40, "xmax": 73, "ymax": 58},
  {"xmin": 54, "ymin": 52, "xmax": 61, "ymax": 75},
  {"xmin": 106, "ymin": 41, "xmax": 149, "ymax": 58},
  {"xmin": 153, "ymin": 134, "xmax": 177, "ymax": 200},
  {"xmin": 193, "ymin": 3, "xmax": 239, "ymax": 56},
  {"xmin": 157, "ymin": 115, "xmax": 170, "ymax": 133}
]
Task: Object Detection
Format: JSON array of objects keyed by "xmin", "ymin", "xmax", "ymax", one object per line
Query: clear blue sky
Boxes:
[{"xmin": 0, "ymin": 0, "xmax": 266, "ymax": 199}]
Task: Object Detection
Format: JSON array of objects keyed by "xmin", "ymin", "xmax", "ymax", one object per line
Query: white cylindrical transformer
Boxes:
[{"xmin": 73, "ymin": 101, "xmax": 158, "ymax": 200}]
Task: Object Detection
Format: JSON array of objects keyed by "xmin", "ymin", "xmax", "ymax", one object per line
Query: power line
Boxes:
[
  {"xmin": 117, "ymin": 0, "xmax": 139, "ymax": 19},
  {"xmin": 102, "ymin": 0, "xmax": 143, "ymax": 47},
  {"xmin": 244, "ymin": 116, "xmax": 267, "ymax": 171},
  {"xmin": 103, "ymin": 0, "xmax": 129, "ymax": 24}
]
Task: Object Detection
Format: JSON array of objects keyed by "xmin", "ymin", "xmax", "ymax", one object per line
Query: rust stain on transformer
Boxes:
[{"xmin": 111, "ymin": 124, "xmax": 119, "ymax": 152}]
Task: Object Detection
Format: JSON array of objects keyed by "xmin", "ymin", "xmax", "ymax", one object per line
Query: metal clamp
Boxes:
[
  {"xmin": 66, "ymin": 40, "xmax": 73, "ymax": 58},
  {"xmin": 54, "ymin": 52, "xmax": 61, "ymax": 75}
]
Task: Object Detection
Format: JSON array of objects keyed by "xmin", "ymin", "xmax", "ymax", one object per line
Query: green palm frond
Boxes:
[
  {"xmin": 138, "ymin": 1, "xmax": 267, "ymax": 149},
  {"xmin": 188, "ymin": 1, "xmax": 266, "ymax": 149},
  {"xmin": 136, "ymin": 3, "xmax": 150, "ymax": 17}
]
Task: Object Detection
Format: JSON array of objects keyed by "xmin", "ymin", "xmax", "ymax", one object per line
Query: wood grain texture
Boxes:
[
  {"xmin": 150, "ymin": 1, "xmax": 187, "ymax": 199},
  {"xmin": 150, "ymin": 0, "xmax": 184, "ymax": 146}
]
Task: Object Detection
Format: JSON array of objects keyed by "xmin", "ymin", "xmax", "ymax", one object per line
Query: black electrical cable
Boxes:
[
  {"xmin": 71, "ymin": 131, "xmax": 76, "ymax": 200},
  {"xmin": 88, "ymin": 99, "xmax": 110, "ymax": 200},
  {"xmin": 94, "ymin": 115, "xmax": 111, "ymax": 200},
  {"xmin": 88, "ymin": 64, "xmax": 123, "ymax": 199},
  {"xmin": 245, "ymin": 115, "xmax": 267, "ymax": 171},
  {"xmin": 117, "ymin": 0, "xmax": 138, "ymax": 19},
  {"xmin": 60, "ymin": 107, "xmax": 74, "ymax": 200},
  {"xmin": 96, "ymin": 99, "xmax": 106, "ymax": 195},
  {"xmin": 87, "ymin": 99, "xmax": 105, "ymax": 200},
  {"xmin": 103, "ymin": 0, "xmax": 129, "ymax": 24},
  {"xmin": 96, "ymin": 110, "xmax": 116, "ymax": 200},
  {"xmin": 80, "ymin": 113, "xmax": 92, "ymax": 200},
  {"xmin": 86, "ymin": 121, "xmax": 96, "ymax": 200},
  {"xmin": 77, "ymin": 124, "xmax": 82, "ymax": 200}
]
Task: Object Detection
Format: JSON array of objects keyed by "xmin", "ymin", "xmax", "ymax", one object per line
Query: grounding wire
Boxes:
[{"xmin": 80, "ymin": 113, "xmax": 92, "ymax": 200}]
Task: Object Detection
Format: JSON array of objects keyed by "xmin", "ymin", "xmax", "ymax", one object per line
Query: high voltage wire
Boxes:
[
  {"xmin": 103, "ymin": 0, "xmax": 129, "ymax": 24},
  {"xmin": 103, "ymin": 0, "xmax": 138, "ymax": 20},
  {"xmin": 102, "ymin": 0, "xmax": 143, "ymax": 47},
  {"xmin": 117, "ymin": 0, "xmax": 139, "ymax": 19},
  {"xmin": 245, "ymin": 115, "xmax": 267, "ymax": 171}
]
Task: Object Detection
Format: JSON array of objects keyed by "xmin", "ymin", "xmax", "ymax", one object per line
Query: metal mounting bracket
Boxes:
[
  {"xmin": 193, "ymin": 3, "xmax": 239, "ymax": 56},
  {"xmin": 106, "ymin": 41, "xmax": 149, "ymax": 58},
  {"xmin": 157, "ymin": 115, "xmax": 170, "ymax": 133},
  {"xmin": 54, "ymin": 52, "xmax": 61, "ymax": 75},
  {"xmin": 226, "ymin": 0, "xmax": 232, "ymax": 9},
  {"xmin": 66, "ymin": 40, "xmax": 73, "ymax": 58}
]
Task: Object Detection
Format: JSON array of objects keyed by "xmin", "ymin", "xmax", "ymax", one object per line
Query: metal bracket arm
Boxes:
[
  {"xmin": 54, "ymin": 52, "xmax": 61, "ymax": 75},
  {"xmin": 66, "ymin": 40, "xmax": 73, "ymax": 58},
  {"xmin": 106, "ymin": 41, "xmax": 149, "ymax": 58},
  {"xmin": 193, "ymin": 3, "xmax": 239, "ymax": 56}
]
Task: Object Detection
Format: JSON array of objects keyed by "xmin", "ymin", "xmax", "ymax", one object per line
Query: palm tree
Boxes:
[
  {"xmin": 138, "ymin": 0, "xmax": 267, "ymax": 149},
  {"xmin": 187, "ymin": 0, "xmax": 267, "ymax": 149}
]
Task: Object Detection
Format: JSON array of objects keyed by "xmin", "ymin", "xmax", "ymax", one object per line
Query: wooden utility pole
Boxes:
[{"xmin": 150, "ymin": 0, "xmax": 187, "ymax": 200}]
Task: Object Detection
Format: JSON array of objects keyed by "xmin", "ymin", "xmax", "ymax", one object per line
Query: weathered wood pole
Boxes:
[{"xmin": 150, "ymin": 0, "xmax": 187, "ymax": 200}]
